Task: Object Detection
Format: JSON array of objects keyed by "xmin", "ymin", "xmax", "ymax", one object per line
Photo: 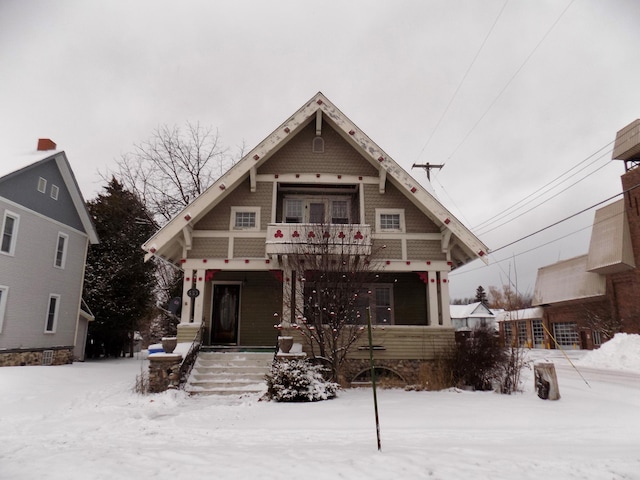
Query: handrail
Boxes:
[{"xmin": 179, "ymin": 322, "xmax": 206, "ymax": 387}]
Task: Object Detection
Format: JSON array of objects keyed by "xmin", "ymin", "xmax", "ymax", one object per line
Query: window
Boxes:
[
  {"xmin": 1, "ymin": 211, "xmax": 19, "ymax": 255},
  {"xmin": 0, "ymin": 286, "xmax": 8, "ymax": 333},
  {"xmin": 352, "ymin": 285, "xmax": 394, "ymax": 325},
  {"xmin": 54, "ymin": 233, "xmax": 68, "ymax": 268},
  {"xmin": 503, "ymin": 322, "xmax": 513, "ymax": 346},
  {"xmin": 592, "ymin": 330, "xmax": 602, "ymax": 346},
  {"xmin": 532, "ymin": 320, "xmax": 544, "ymax": 346},
  {"xmin": 38, "ymin": 177, "xmax": 47, "ymax": 193},
  {"xmin": 45, "ymin": 294, "xmax": 60, "ymax": 333},
  {"xmin": 230, "ymin": 207, "xmax": 260, "ymax": 231},
  {"xmin": 552, "ymin": 322, "xmax": 578, "ymax": 347},
  {"xmin": 517, "ymin": 321, "xmax": 528, "ymax": 346},
  {"xmin": 376, "ymin": 209, "xmax": 404, "ymax": 232},
  {"xmin": 331, "ymin": 201, "xmax": 349, "ymax": 224},
  {"xmin": 50, "ymin": 185, "xmax": 59, "ymax": 200},
  {"xmin": 285, "ymin": 199, "xmax": 303, "ymax": 223},
  {"xmin": 284, "ymin": 197, "xmax": 351, "ymax": 224}
]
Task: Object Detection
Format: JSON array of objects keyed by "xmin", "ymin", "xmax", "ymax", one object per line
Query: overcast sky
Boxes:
[{"xmin": 2, "ymin": 0, "xmax": 639, "ymax": 299}]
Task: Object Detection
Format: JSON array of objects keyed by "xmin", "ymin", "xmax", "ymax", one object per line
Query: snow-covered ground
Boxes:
[{"xmin": 1, "ymin": 334, "xmax": 639, "ymax": 480}]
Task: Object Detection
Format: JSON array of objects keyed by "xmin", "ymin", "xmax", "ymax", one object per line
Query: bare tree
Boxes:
[
  {"xmin": 581, "ymin": 301, "xmax": 622, "ymax": 341},
  {"xmin": 106, "ymin": 121, "xmax": 236, "ymax": 225},
  {"xmin": 279, "ymin": 224, "xmax": 383, "ymax": 382},
  {"xmin": 488, "ymin": 284, "xmax": 532, "ymax": 310}
]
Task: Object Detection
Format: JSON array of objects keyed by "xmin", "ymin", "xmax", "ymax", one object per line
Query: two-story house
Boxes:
[
  {"xmin": 0, "ymin": 141, "xmax": 99, "ymax": 366},
  {"xmin": 142, "ymin": 93, "xmax": 488, "ymax": 383}
]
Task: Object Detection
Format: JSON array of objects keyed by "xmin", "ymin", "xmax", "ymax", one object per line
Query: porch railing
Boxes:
[{"xmin": 265, "ymin": 223, "xmax": 372, "ymax": 256}]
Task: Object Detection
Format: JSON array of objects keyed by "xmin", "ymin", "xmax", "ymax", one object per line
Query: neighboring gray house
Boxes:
[
  {"xmin": 0, "ymin": 140, "xmax": 99, "ymax": 366},
  {"xmin": 450, "ymin": 302, "xmax": 497, "ymax": 332}
]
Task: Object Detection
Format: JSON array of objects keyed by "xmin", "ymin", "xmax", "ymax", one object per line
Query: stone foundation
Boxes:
[
  {"xmin": 148, "ymin": 354, "xmax": 183, "ymax": 393},
  {"xmin": 340, "ymin": 358, "xmax": 447, "ymax": 389},
  {"xmin": 0, "ymin": 347, "xmax": 74, "ymax": 367}
]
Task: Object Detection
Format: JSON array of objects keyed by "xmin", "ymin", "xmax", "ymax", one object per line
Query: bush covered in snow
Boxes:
[{"xmin": 265, "ymin": 359, "xmax": 339, "ymax": 402}]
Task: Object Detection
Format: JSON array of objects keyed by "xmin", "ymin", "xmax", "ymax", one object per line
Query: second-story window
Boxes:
[
  {"xmin": 376, "ymin": 208, "xmax": 405, "ymax": 232},
  {"xmin": 284, "ymin": 197, "xmax": 351, "ymax": 224},
  {"xmin": 230, "ymin": 207, "xmax": 260, "ymax": 231},
  {"xmin": 1, "ymin": 211, "xmax": 19, "ymax": 256},
  {"xmin": 284, "ymin": 199, "xmax": 303, "ymax": 223},
  {"xmin": 54, "ymin": 233, "xmax": 68, "ymax": 268}
]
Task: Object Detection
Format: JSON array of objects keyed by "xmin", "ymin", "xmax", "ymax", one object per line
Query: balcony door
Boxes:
[{"xmin": 284, "ymin": 197, "xmax": 350, "ymax": 224}]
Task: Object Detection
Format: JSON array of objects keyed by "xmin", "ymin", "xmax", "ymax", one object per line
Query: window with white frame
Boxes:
[
  {"xmin": 284, "ymin": 197, "xmax": 351, "ymax": 224},
  {"xmin": 54, "ymin": 233, "xmax": 68, "ymax": 268},
  {"xmin": 376, "ymin": 208, "xmax": 404, "ymax": 232},
  {"xmin": 45, "ymin": 294, "xmax": 60, "ymax": 333},
  {"xmin": 38, "ymin": 177, "xmax": 47, "ymax": 193},
  {"xmin": 352, "ymin": 285, "xmax": 394, "ymax": 325},
  {"xmin": 50, "ymin": 184, "xmax": 59, "ymax": 200},
  {"xmin": 230, "ymin": 206, "xmax": 260, "ymax": 230},
  {"xmin": 0, "ymin": 286, "xmax": 8, "ymax": 333},
  {"xmin": 1, "ymin": 211, "xmax": 19, "ymax": 255}
]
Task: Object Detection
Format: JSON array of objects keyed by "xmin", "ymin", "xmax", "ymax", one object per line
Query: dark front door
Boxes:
[{"xmin": 211, "ymin": 284, "xmax": 240, "ymax": 344}]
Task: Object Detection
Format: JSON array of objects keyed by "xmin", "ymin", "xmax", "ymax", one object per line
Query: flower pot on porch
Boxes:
[
  {"xmin": 278, "ymin": 336, "xmax": 294, "ymax": 354},
  {"xmin": 161, "ymin": 337, "xmax": 177, "ymax": 354}
]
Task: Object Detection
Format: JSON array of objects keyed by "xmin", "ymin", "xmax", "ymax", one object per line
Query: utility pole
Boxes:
[{"xmin": 412, "ymin": 162, "xmax": 444, "ymax": 181}]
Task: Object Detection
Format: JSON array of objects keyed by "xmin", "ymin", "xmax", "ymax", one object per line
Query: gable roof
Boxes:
[
  {"xmin": 0, "ymin": 151, "xmax": 99, "ymax": 244},
  {"xmin": 450, "ymin": 302, "xmax": 494, "ymax": 319},
  {"xmin": 143, "ymin": 92, "xmax": 488, "ymax": 266}
]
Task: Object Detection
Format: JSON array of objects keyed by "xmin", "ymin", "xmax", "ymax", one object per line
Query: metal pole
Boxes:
[{"xmin": 366, "ymin": 307, "xmax": 382, "ymax": 451}]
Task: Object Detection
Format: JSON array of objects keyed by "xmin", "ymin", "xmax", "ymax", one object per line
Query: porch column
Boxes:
[
  {"xmin": 281, "ymin": 266, "xmax": 293, "ymax": 327},
  {"xmin": 180, "ymin": 270, "xmax": 194, "ymax": 324},
  {"xmin": 440, "ymin": 271, "xmax": 452, "ymax": 328},
  {"xmin": 193, "ymin": 269, "xmax": 206, "ymax": 324},
  {"xmin": 427, "ymin": 271, "xmax": 439, "ymax": 327}
]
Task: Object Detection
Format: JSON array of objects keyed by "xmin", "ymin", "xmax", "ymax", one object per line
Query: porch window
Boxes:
[
  {"xmin": 285, "ymin": 199, "xmax": 303, "ymax": 223},
  {"xmin": 45, "ymin": 294, "xmax": 60, "ymax": 333},
  {"xmin": 331, "ymin": 200, "xmax": 349, "ymax": 224},
  {"xmin": 230, "ymin": 206, "xmax": 260, "ymax": 230},
  {"xmin": 305, "ymin": 284, "xmax": 393, "ymax": 325},
  {"xmin": 1, "ymin": 211, "xmax": 19, "ymax": 256},
  {"xmin": 376, "ymin": 208, "xmax": 404, "ymax": 232}
]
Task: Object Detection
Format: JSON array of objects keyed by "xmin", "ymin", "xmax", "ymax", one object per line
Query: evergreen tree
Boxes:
[
  {"xmin": 475, "ymin": 286, "xmax": 488, "ymax": 305},
  {"xmin": 84, "ymin": 179, "xmax": 157, "ymax": 358}
]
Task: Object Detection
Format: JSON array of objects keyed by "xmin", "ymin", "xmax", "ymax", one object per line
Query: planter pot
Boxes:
[
  {"xmin": 161, "ymin": 337, "xmax": 177, "ymax": 354},
  {"xmin": 278, "ymin": 336, "xmax": 294, "ymax": 354}
]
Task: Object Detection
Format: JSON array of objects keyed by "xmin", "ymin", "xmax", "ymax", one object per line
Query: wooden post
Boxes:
[{"xmin": 534, "ymin": 361, "xmax": 560, "ymax": 400}]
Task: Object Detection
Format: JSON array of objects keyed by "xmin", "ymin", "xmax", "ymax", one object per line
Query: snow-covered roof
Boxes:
[
  {"xmin": 450, "ymin": 302, "xmax": 494, "ymax": 319},
  {"xmin": 495, "ymin": 307, "xmax": 544, "ymax": 322},
  {"xmin": 143, "ymin": 92, "xmax": 489, "ymax": 267}
]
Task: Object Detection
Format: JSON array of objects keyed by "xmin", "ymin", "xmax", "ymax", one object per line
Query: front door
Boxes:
[{"xmin": 211, "ymin": 284, "xmax": 240, "ymax": 344}]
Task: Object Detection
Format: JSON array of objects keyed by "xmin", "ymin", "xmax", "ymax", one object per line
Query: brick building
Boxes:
[{"xmin": 501, "ymin": 120, "xmax": 640, "ymax": 350}]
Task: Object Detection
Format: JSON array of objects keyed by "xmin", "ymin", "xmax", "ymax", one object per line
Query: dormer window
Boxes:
[
  {"xmin": 376, "ymin": 208, "xmax": 405, "ymax": 232},
  {"xmin": 312, "ymin": 136, "xmax": 324, "ymax": 153},
  {"xmin": 230, "ymin": 206, "xmax": 260, "ymax": 231}
]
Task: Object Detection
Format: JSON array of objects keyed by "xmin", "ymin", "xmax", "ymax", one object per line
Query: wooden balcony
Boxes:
[{"xmin": 265, "ymin": 223, "xmax": 372, "ymax": 256}]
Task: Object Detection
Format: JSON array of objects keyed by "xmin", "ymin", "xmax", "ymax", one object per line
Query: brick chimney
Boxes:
[{"xmin": 37, "ymin": 138, "xmax": 57, "ymax": 151}]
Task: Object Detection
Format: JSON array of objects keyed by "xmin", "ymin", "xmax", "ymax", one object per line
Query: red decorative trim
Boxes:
[
  {"xmin": 337, "ymin": 175, "xmax": 342, "ymax": 179},
  {"xmin": 308, "ymin": 231, "xmax": 316, "ymax": 238},
  {"xmin": 265, "ymin": 259, "xmax": 270, "ymax": 264},
  {"xmin": 316, "ymin": 99, "xmax": 323, "ymax": 105},
  {"xmin": 354, "ymin": 231, "xmax": 363, "ymax": 240},
  {"xmin": 245, "ymin": 259, "xmax": 250, "ymax": 264},
  {"xmin": 180, "ymin": 259, "xmax": 186, "ymax": 263},
  {"xmin": 323, "ymin": 231, "xmax": 330, "ymax": 239},
  {"xmin": 386, "ymin": 260, "xmax": 391, "ymax": 265},
  {"xmin": 149, "ymin": 248, "xmax": 156, "ymax": 253},
  {"xmin": 447, "ymin": 261, "xmax": 453, "ymax": 266},
  {"xmin": 219, "ymin": 184, "xmax": 226, "ymax": 190},
  {"xmin": 444, "ymin": 218, "xmax": 451, "ymax": 224},
  {"xmin": 203, "ymin": 258, "xmax": 207, "ymax": 263},
  {"xmin": 205, "ymin": 269, "xmax": 220, "ymax": 281},
  {"xmin": 378, "ymin": 156, "xmax": 384, "ymax": 162},
  {"xmin": 185, "ymin": 277, "xmax": 191, "ymax": 282},
  {"xmin": 358, "ymin": 176, "xmax": 363, "ymax": 180},
  {"xmin": 443, "ymin": 279, "xmax": 448, "ymax": 283},
  {"xmin": 478, "ymin": 250, "xmax": 485, "ymax": 257},
  {"xmin": 284, "ymin": 127, "xmax": 290, "ymax": 133},
  {"xmin": 426, "ymin": 261, "xmax": 431, "ymax": 265},
  {"xmin": 292, "ymin": 230, "xmax": 300, "ymax": 238},
  {"xmin": 274, "ymin": 174, "xmax": 279, "ymax": 178},
  {"xmin": 296, "ymin": 174, "xmax": 300, "ymax": 178},
  {"xmin": 316, "ymin": 173, "xmax": 321, "ymax": 178},
  {"xmin": 184, "ymin": 214, "xmax": 191, "ymax": 221},
  {"xmin": 430, "ymin": 278, "xmax": 435, "ymax": 283},
  {"xmin": 253, "ymin": 154, "xmax": 260, "ymax": 160},
  {"xmin": 274, "ymin": 229, "xmax": 284, "ymax": 238},
  {"xmin": 269, "ymin": 269, "xmax": 284, "ymax": 282},
  {"xmin": 416, "ymin": 272, "xmax": 429, "ymax": 284},
  {"xmin": 224, "ymin": 259, "xmax": 229, "ymax": 263},
  {"xmin": 406, "ymin": 261, "xmax": 411, "ymax": 265},
  {"xmin": 338, "ymin": 231, "xmax": 345, "ymax": 239},
  {"xmin": 349, "ymin": 129, "xmax": 355, "ymax": 135},
  {"xmin": 411, "ymin": 187, "xmax": 417, "ymax": 193}
]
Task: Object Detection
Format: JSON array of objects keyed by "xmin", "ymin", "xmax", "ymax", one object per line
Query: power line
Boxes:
[
  {"xmin": 473, "ymin": 141, "xmax": 614, "ymax": 231},
  {"xmin": 440, "ymin": 0, "xmax": 576, "ymax": 168},
  {"xmin": 415, "ymin": 0, "xmax": 510, "ymax": 162},
  {"xmin": 476, "ymin": 155, "xmax": 613, "ymax": 236}
]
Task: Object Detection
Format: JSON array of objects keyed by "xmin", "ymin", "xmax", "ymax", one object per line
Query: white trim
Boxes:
[
  {"xmin": 54, "ymin": 232, "xmax": 69, "ymax": 269},
  {"xmin": 1, "ymin": 210, "xmax": 20, "ymax": 256},
  {"xmin": 50, "ymin": 184, "xmax": 59, "ymax": 200},
  {"xmin": 0, "ymin": 285, "xmax": 8, "ymax": 333},
  {"xmin": 375, "ymin": 208, "xmax": 405, "ymax": 233},
  {"xmin": 44, "ymin": 294, "xmax": 61, "ymax": 333},
  {"xmin": 230, "ymin": 206, "xmax": 261, "ymax": 231}
]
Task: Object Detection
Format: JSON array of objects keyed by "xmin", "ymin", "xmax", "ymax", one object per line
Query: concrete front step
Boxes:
[{"xmin": 185, "ymin": 351, "xmax": 274, "ymax": 396}]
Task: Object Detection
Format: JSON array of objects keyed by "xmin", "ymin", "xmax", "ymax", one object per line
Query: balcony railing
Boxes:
[{"xmin": 265, "ymin": 223, "xmax": 372, "ymax": 256}]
